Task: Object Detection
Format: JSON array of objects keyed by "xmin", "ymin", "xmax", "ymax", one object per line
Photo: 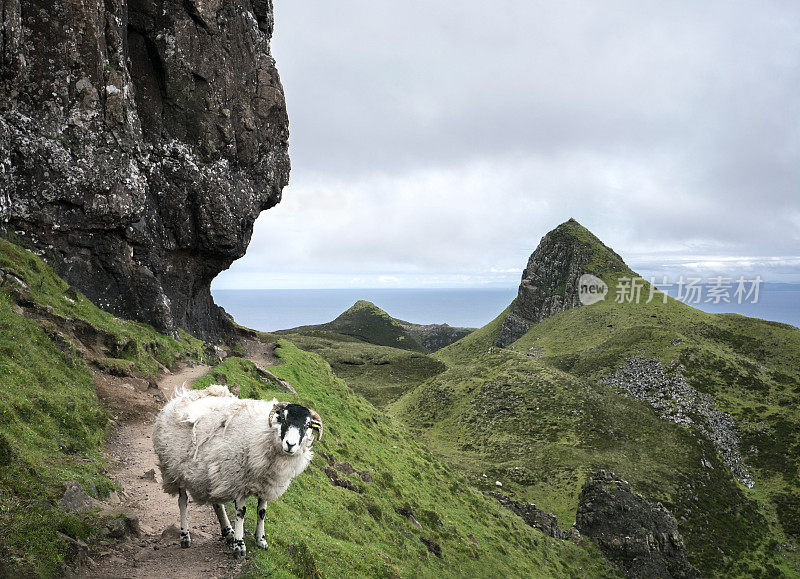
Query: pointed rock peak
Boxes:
[
  {"xmin": 546, "ymin": 219, "xmax": 626, "ymax": 267},
  {"xmin": 495, "ymin": 221, "xmax": 634, "ymax": 347}
]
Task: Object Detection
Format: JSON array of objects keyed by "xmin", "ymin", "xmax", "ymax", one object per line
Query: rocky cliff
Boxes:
[
  {"xmin": 495, "ymin": 218, "xmax": 632, "ymax": 347},
  {"xmin": 0, "ymin": 0, "xmax": 289, "ymax": 339}
]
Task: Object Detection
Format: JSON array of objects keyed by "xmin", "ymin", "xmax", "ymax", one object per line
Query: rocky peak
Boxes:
[
  {"xmin": 0, "ymin": 0, "xmax": 289, "ymax": 340},
  {"xmin": 495, "ymin": 219, "xmax": 632, "ymax": 347}
]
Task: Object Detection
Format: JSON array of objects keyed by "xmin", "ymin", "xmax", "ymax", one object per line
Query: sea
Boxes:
[{"xmin": 212, "ymin": 284, "xmax": 800, "ymax": 333}]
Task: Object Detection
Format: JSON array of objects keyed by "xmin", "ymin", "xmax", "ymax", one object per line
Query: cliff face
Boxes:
[
  {"xmin": 495, "ymin": 219, "xmax": 632, "ymax": 347},
  {"xmin": 0, "ymin": 0, "xmax": 289, "ymax": 339}
]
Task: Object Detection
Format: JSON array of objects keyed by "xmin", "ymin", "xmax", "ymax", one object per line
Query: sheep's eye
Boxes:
[{"xmin": 275, "ymin": 414, "xmax": 282, "ymax": 423}]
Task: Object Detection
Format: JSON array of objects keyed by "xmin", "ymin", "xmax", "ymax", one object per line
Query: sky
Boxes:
[{"xmin": 213, "ymin": 0, "xmax": 800, "ymax": 290}]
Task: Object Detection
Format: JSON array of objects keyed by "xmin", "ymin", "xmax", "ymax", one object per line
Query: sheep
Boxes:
[{"xmin": 152, "ymin": 385, "xmax": 323, "ymax": 557}]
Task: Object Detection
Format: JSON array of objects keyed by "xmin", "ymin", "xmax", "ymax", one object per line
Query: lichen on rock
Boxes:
[
  {"xmin": 576, "ymin": 470, "xmax": 696, "ymax": 578},
  {"xmin": 0, "ymin": 0, "xmax": 290, "ymax": 340}
]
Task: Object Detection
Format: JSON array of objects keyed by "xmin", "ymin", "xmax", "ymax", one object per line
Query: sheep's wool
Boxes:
[{"xmin": 153, "ymin": 386, "xmax": 314, "ymax": 504}]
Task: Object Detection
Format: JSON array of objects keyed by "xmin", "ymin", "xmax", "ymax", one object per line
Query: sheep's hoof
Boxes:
[
  {"xmin": 222, "ymin": 527, "xmax": 235, "ymax": 545},
  {"xmin": 180, "ymin": 531, "xmax": 191, "ymax": 549},
  {"xmin": 233, "ymin": 539, "xmax": 246, "ymax": 558},
  {"xmin": 256, "ymin": 536, "xmax": 269, "ymax": 550}
]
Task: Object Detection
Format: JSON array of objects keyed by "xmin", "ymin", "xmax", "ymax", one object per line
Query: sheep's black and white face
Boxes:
[{"xmin": 274, "ymin": 404, "xmax": 316, "ymax": 455}]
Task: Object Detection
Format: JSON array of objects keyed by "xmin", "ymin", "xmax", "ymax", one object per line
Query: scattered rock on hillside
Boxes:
[
  {"xmin": 489, "ymin": 492, "xmax": 564, "ymax": 539},
  {"xmin": 60, "ymin": 481, "xmax": 97, "ymax": 513},
  {"xmin": 57, "ymin": 532, "xmax": 90, "ymax": 569},
  {"xmin": 420, "ymin": 537, "xmax": 442, "ymax": 557},
  {"xmin": 602, "ymin": 356, "xmax": 753, "ymax": 487},
  {"xmin": 101, "ymin": 513, "xmax": 141, "ymax": 540},
  {"xmin": 576, "ymin": 471, "xmax": 695, "ymax": 578},
  {"xmin": 59, "ymin": 482, "xmax": 141, "ymax": 541},
  {"xmin": 323, "ymin": 466, "xmax": 361, "ymax": 493},
  {"xmin": 139, "ymin": 469, "xmax": 157, "ymax": 482}
]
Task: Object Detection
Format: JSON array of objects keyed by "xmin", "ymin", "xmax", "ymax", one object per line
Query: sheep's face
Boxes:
[{"xmin": 273, "ymin": 404, "xmax": 318, "ymax": 455}]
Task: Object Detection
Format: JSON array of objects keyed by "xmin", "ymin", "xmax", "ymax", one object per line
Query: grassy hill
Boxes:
[
  {"xmin": 280, "ymin": 300, "xmax": 472, "ymax": 354},
  {"xmin": 277, "ymin": 301, "xmax": 474, "ymax": 408},
  {"xmin": 0, "ymin": 237, "xmax": 617, "ymax": 577},
  {"xmin": 4, "ymin": 222, "xmax": 798, "ymax": 577},
  {"xmin": 0, "ymin": 237, "xmax": 204, "ymax": 576},
  {"xmin": 387, "ymin": 224, "xmax": 800, "ymax": 576},
  {"xmin": 280, "ymin": 300, "xmax": 429, "ymax": 353},
  {"xmin": 495, "ymin": 218, "xmax": 635, "ymax": 347},
  {"xmin": 192, "ymin": 340, "xmax": 614, "ymax": 578},
  {"xmin": 280, "ymin": 331, "xmax": 446, "ymax": 408}
]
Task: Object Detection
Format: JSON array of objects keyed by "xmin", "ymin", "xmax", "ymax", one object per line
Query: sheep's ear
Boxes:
[
  {"xmin": 309, "ymin": 410, "xmax": 323, "ymax": 441},
  {"xmin": 268, "ymin": 402, "xmax": 289, "ymax": 427}
]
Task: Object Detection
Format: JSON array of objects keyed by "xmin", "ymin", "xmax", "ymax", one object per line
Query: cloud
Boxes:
[{"xmin": 214, "ymin": 0, "xmax": 800, "ymax": 288}]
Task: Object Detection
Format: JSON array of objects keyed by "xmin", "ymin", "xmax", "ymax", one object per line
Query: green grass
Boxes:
[
  {"xmin": 193, "ymin": 340, "xmax": 616, "ymax": 578},
  {"xmin": 0, "ymin": 294, "xmax": 110, "ymax": 576},
  {"xmin": 0, "ymin": 238, "xmax": 204, "ymax": 575},
  {"xmin": 436, "ymin": 303, "xmax": 512, "ymax": 365},
  {"xmin": 0, "ymin": 238, "xmax": 204, "ymax": 378},
  {"xmin": 278, "ymin": 331, "xmax": 446, "ymax": 408},
  {"xmin": 192, "ymin": 356, "xmax": 279, "ymax": 400},
  {"xmin": 390, "ymin": 282, "xmax": 800, "ymax": 576},
  {"xmin": 279, "ymin": 300, "xmax": 429, "ymax": 353}
]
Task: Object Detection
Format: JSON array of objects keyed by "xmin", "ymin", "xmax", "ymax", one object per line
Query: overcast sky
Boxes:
[{"xmin": 214, "ymin": 0, "xmax": 800, "ymax": 289}]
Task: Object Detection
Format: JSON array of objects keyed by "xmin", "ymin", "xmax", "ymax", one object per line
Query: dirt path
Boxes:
[
  {"xmin": 239, "ymin": 337, "xmax": 279, "ymax": 369},
  {"xmin": 84, "ymin": 363, "xmax": 245, "ymax": 579}
]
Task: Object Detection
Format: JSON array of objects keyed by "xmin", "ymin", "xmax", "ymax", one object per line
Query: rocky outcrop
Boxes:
[
  {"xmin": 0, "ymin": 0, "xmax": 289, "ymax": 340},
  {"xmin": 496, "ymin": 218, "xmax": 631, "ymax": 347},
  {"xmin": 400, "ymin": 322, "xmax": 473, "ymax": 352},
  {"xmin": 602, "ymin": 356, "xmax": 753, "ymax": 487},
  {"xmin": 576, "ymin": 471, "xmax": 695, "ymax": 578},
  {"xmin": 489, "ymin": 492, "xmax": 565, "ymax": 539}
]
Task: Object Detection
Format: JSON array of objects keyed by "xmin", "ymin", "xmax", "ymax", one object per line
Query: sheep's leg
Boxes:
[
  {"xmin": 232, "ymin": 498, "xmax": 247, "ymax": 558},
  {"xmin": 213, "ymin": 503, "xmax": 234, "ymax": 544},
  {"xmin": 255, "ymin": 497, "xmax": 268, "ymax": 550},
  {"xmin": 178, "ymin": 488, "xmax": 191, "ymax": 548}
]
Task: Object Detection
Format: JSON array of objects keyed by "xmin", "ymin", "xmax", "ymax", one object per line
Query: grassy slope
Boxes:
[
  {"xmin": 277, "ymin": 331, "xmax": 446, "ymax": 408},
  {"xmin": 192, "ymin": 339, "xmax": 615, "ymax": 578},
  {"xmin": 390, "ymin": 289, "xmax": 800, "ymax": 576},
  {"xmin": 0, "ymin": 239, "xmax": 203, "ymax": 576},
  {"xmin": 280, "ymin": 300, "xmax": 428, "ymax": 353},
  {"xmin": 512, "ymin": 291, "xmax": 800, "ymax": 573},
  {"xmin": 0, "ymin": 239, "xmax": 612, "ymax": 577}
]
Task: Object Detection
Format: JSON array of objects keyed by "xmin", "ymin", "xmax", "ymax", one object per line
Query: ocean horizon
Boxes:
[{"xmin": 212, "ymin": 284, "xmax": 800, "ymax": 333}]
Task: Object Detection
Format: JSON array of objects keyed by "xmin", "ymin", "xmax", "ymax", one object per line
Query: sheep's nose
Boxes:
[{"xmin": 285, "ymin": 442, "xmax": 296, "ymax": 452}]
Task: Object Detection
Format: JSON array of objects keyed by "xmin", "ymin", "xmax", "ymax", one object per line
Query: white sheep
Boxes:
[{"xmin": 152, "ymin": 385, "xmax": 322, "ymax": 557}]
